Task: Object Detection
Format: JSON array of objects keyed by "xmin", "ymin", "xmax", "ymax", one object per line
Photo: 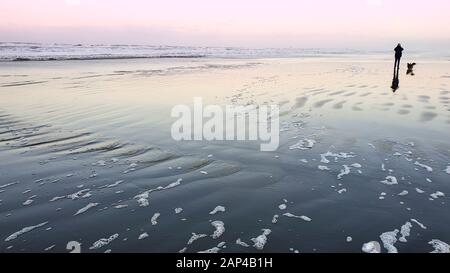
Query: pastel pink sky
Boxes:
[{"xmin": 1, "ymin": 0, "xmax": 449, "ymax": 49}]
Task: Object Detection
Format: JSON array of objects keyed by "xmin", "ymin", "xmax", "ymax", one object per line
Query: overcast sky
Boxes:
[{"xmin": 1, "ymin": 0, "xmax": 449, "ymax": 50}]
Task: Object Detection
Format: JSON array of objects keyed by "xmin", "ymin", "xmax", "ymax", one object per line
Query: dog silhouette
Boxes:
[{"xmin": 407, "ymin": 63, "xmax": 416, "ymax": 75}]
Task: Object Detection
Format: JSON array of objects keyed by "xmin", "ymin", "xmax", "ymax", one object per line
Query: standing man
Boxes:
[{"xmin": 394, "ymin": 43, "xmax": 404, "ymax": 71}]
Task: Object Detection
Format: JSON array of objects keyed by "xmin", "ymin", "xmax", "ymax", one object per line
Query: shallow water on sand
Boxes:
[{"xmin": 0, "ymin": 57, "xmax": 449, "ymax": 253}]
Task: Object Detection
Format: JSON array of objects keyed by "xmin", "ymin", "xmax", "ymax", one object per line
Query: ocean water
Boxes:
[
  {"xmin": 0, "ymin": 49, "xmax": 449, "ymax": 253},
  {"xmin": 3, "ymin": 42, "xmax": 447, "ymax": 62},
  {"xmin": 0, "ymin": 42, "xmax": 374, "ymax": 61}
]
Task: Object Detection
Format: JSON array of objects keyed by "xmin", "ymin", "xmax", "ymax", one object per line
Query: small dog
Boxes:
[{"xmin": 407, "ymin": 63, "xmax": 416, "ymax": 75}]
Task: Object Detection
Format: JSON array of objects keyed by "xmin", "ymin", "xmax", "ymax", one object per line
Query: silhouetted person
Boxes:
[{"xmin": 394, "ymin": 43, "xmax": 404, "ymax": 71}]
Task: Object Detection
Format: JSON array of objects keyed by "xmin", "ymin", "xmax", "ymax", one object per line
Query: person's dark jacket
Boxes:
[{"xmin": 395, "ymin": 45, "xmax": 404, "ymax": 59}]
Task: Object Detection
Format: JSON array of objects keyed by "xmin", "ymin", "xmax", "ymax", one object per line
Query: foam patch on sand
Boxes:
[
  {"xmin": 23, "ymin": 198, "xmax": 34, "ymax": 206},
  {"xmin": 211, "ymin": 221, "xmax": 225, "ymax": 239},
  {"xmin": 0, "ymin": 182, "xmax": 19, "ymax": 189},
  {"xmin": 45, "ymin": 245, "xmax": 56, "ymax": 251},
  {"xmin": 283, "ymin": 213, "xmax": 312, "ymax": 222},
  {"xmin": 337, "ymin": 165, "xmax": 351, "ymax": 180},
  {"xmin": 430, "ymin": 191, "xmax": 445, "ymax": 199},
  {"xmin": 320, "ymin": 152, "xmax": 355, "ymax": 164},
  {"xmin": 318, "ymin": 165, "xmax": 330, "ymax": 171},
  {"xmin": 429, "ymin": 240, "xmax": 450, "ymax": 253},
  {"xmin": 89, "ymin": 233, "xmax": 119, "ymax": 250},
  {"xmin": 187, "ymin": 233, "xmax": 207, "ymax": 245},
  {"xmin": 74, "ymin": 202, "xmax": 99, "ymax": 216},
  {"xmin": 272, "ymin": 215, "xmax": 279, "ymax": 224},
  {"xmin": 398, "ymin": 190, "xmax": 408, "ymax": 196},
  {"xmin": 416, "ymin": 188, "xmax": 425, "ymax": 194},
  {"xmin": 399, "ymin": 222, "xmax": 412, "ymax": 243},
  {"xmin": 380, "ymin": 176, "xmax": 398, "ymax": 185},
  {"xmin": 362, "ymin": 241, "xmax": 381, "ymax": 253},
  {"xmin": 251, "ymin": 229, "xmax": 272, "ymax": 250},
  {"xmin": 67, "ymin": 189, "xmax": 91, "ymax": 200},
  {"xmin": 414, "ymin": 161, "xmax": 433, "ymax": 172},
  {"xmin": 50, "ymin": 188, "xmax": 92, "ymax": 202},
  {"xmin": 236, "ymin": 238, "xmax": 250, "ymax": 247},
  {"xmin": 99, "ymin": 180, "xmax": 124, "ymax": 189},
  {"xmin": 380, "ymin": 230, "xmax": 399, "ymax": 253},
  {"xmin": 134, "ymin": 178, "xmax": 182, "ymax": 207},
  {"xmin": 4, "ymin": 221, "xmax": 48, "ymax": 242},
  {"xmin": 209, "ymin": 206, "xmax": 226, "ymax": 215},
  {"xmin": 138, "ymin": 232, "xmax": 149, "ymax": 240},
  {"xmin": 175, "ymin": 208, "xmax": 183, "ymax": 214},
  {"xmin": 151, "ymin": 213, "xmax": 160, "ymax": 225},
  {"xmin": 289, "ymin": 139, "xmax": 316, "ymax": 150},
  {"xmin": 411, "ymin": 219, "xmax": 427, "ymax": 230}
]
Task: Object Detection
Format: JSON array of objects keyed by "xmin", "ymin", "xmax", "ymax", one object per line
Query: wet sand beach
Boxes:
[{"xmin": 1, "ymin": 56, "xmax": 450, "ymax": 253}]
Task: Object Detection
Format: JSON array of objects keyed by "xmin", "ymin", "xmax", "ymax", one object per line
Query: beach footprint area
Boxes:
[{"xmin": 1, "ymin": 57, "xmax": 450, "ymax": 253}]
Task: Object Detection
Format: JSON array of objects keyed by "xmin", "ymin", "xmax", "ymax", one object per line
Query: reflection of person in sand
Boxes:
[{"xmin": 391, "ymin": 74, "xmax": 399, "ymax": 92}]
